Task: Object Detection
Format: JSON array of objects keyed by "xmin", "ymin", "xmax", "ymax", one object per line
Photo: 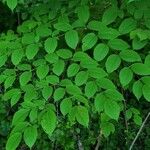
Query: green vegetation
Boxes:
[{"xmin": 0, "ymin": 0, "xmax": 150, "ymax": 149}]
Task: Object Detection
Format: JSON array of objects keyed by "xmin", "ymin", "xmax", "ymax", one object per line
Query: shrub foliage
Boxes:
[{"xmin": 0, "ymin": 0, "xmax": 150, "ymax": 149}]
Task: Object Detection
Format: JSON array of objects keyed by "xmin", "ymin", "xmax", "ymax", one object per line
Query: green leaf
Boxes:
[
  {"xmin": 75, "ymin": 71, "xmax": 88, "ymax": 86},
  {"xmin": 29, "ymin": 109, "xmax": 38, "ymax": 122},
  {"xmin": 142, "ymin": 84, "xmax": 150, "ymax": 102},
  {"xmin": 53, "ymin": 59, "xmax": 65, "ymax": 76},
  {"xmin": 36, "ymin": 65, "xmax": 49, "ymax": 79},
  {"xmin": 132, "ymin": 38, "xmax": 147, "ymax": 50},
  {"xmin": 132, "ymin": 80, "xmax": 143, "ymax": 100},
  {"xmin": 46, "ymin": 75, "xmax": 59, "ymax": 85},
  {"xmin": 12, "ymin": 109, "xmax": 29, "ymax": 126},
  {"xmin": 97, "ymin": 78, "xmax": 116, "ymax": 90},
  {"xmin": 88, "ymin": 67, "xmax": 107, "ymax": 79},
  {"xmin": 87, "ymin": 20, "xmax": 106, "ymax": 31},
  {"xmin": 23, "ymin": 126, "xmax": 37, "ymax": 148},
  {"xmin": 11, "ymin": 49, "xmax": 24, "ymax": 65},
  {"xmin": 6, "ymin": 133, "xmax": 22, "ymax": 150},
  {"xmin": 44, "ymin": 37, "xmax": 57, "ymax": 53},
  {"xmin": 26, "ymin": 44, "xmax": 39, "ymax": 60},
  {"xmin": 134, "ymin": 115, "xmax": 142, "ymax": 126},
  {"xmin": 66, "ymin": 85, "xmax": 82, "ymax": 95},
  {"xmin": 42, "ymin": 86, "xmax": 53, "ymax": 100},
  {"xmin": 19, "ymin": 71, "xmax": 32, "ymax": 86},
  {"xmin": 145, "ymin": 54, "xmax": 150, "ymax": 67},
  {"xmin": 60, "ymin": 98, "xmax": 72, "ymax": 116},
  {"xmin": 104, "ymin": 99, "xmax": 120, "ymax": 120},
  {"xmin": 119, "ymin": 50, "xmax": 141, "ymax": 62},
  {"xmin": 104, "ymin": 89, "xmax": 124, "ymax": 101},
  {"xmin": 85, "ymin": 81, "xmax": 97, "ymax": 98},
  {"xmin": 108, "ymin": 39, "xmax": 130, "ymax": 51},
  {"xmin": 101, "ymin": 122, "xmax": 115, "ymax": 137},
  {"xmin": 76, "ymin": 106, "xmax": 89, "ymax": 127},
  {"xmin": 56, "ymin": 49, "xmax": 72, "ymax": 59},
  {"xmin": 119, "ymin": 18, "xmax": 137, "ymax": 34},
  {"xmin": 102, "ymin": 6, "xmax": 118, "ymax": 25},
  {"xmin": 98, "ymin": 27, "xmax": 120, "ymax": 40},
  {"xmin": 54, "ymin": 22, "xmax": 72, "ymax": 31},
  {"xmin": 94, "ymin": 93, "xmax": 106, "ymax": 112},
  {"xmin": 131, "ymin": 63, "xmax": 150, "ymax": 75},
  {"xmin": 0, "ymin": 55, "xmax": 7, "ymax": 67},
  {"xmin": 45, "ymin": 53, "xmax": 59, "ymax": 64},
  {"xmin": 41, "ymin": 109, "xmax": 56, "ymax": 136},
  {"xmin": 82, "ymin": 33, "xmax": 98, "ymax": 51},
  {"xmin": 105, "ymin": 54, "xmax": 121, "ymax": 73},
  {"xmin": 93, "ymin": 43, "xmax": 109, "ymax": 61},
  {"xmin": 54, "ymin": 88, "xmax": 65, "ymax": 101},
  {"xmin": 11, "ymin": 91, "xmax": 21, "ymax": 107},
  {"xmin": 76, "ymin": 5, "xmax": 89, "ymax": 23},
  {"xmin": 4, "ymin": 76, "xmax": 16, "ymax": 90},
  {"xmin": 119, "ymin": 67, "xmax": 133, "ymax": 86},
  {"xmin": 65, "ymin": 30, "xmax": 79, "ymax": 49},
  {"xmin": 67, "ymin": 63, "xmax": 80, "ymax": 77},
  {"xmin": 7, "ymin": 0, "xmax": 17, "ymax": 11},
  {"xmin": 22, "ymin": 33, "xmax": 35, "ymax": 45}
]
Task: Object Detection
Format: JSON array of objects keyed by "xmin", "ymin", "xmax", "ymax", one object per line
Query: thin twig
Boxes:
[
  {"xmin": 95, "ymin": 131, "xmax": 102, "ymax": 150},
  {"xmin": 129, "ymin": 112, "xmax": 150, "ymax": 150}
]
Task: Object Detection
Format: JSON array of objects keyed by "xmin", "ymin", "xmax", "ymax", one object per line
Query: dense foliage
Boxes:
[{"xmin": 0, "ymin": 0, "xmax": 150, "ymax": 149}]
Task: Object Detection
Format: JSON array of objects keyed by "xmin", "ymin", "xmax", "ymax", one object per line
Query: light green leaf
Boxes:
[
  {"xmin": 23, "ymin": 126, "xmax": 37, "ymax": 148},
  {"xmin": 104, "ymin": 89, "xmax": 124, "ymax": 101},
  {"xmin": 119, "ymin": 50, "xmax": 141, "ymax": 62},
  {"xmin": 94, "ymin": 93, "xmax": 106, "ymax": 112},
  {"xmin": 66, "ymin": 85, "xmax": 82, "ymax": 95},
  {"xmin": 4, "ymin": 76, "xmax": 16, "ymax": 90},
  {"xmin": 108, "ymin": 39, "xmax": 130, "ymax": 51},
  {"xmin": 54, "ymin": 22, "xmax": 73, "ymax": 31},
  {"xmin": 131, "ymin": 63, "xmax": 150, "ymax": 75},
  {"xmin": 42, "ymin": 86, "xmax": 53, "ymax": 100},
  {"xmin": 101, "ymin": 122, "xmax": 115, "ymax": 137},
  {"xmin": 11, "ymin": 49, "xmax": 24, "ymax": 65},
  {"xmin": 41, "ymin": 109, "xmax": 56, "ymax": 136},
  {"xmin": 0, "ymin": 55, "xmax": 7, "ymax": 67},
  {"xmin": 26, "ymin": 44, "xmax": 39, "ymax": 60},
  {"xmin": 85, "ymin": 81, "xmax": 97, "ymax": 98},
  {"xmin": 11, "ymin": 91, "xmax": 21, "ymax": 107},
  {"xmin": 44, "ymin": 37, "xmax": 57, "ymax": 53},
  {"xmin": 98, "ymin": 27, "xmax": 120, "ymax": 40},
  {"xmin": 53, "ymin": 59, "xmax": 65, "ymax": 76},
  {"xmin": 75, "ymin": 71, "xmax": 88, "ymax": 86},
  {"xmin": 36, "ymin": 65, "xmax": 49, "ymax": 79},
  {"xmin": 67, "ymin": 63, "xmax": 80, "ymax": 77},
  {"xmin": 76, "ymin": 5, "xmax": 89, "ymax": 23},
  {"xmin": 6, "ymin": 133, "xmax": 22, "ymax": 150},
  {"xmin": 142, "ymin": 84, "xmax": 150, "ymax": 102},
  {"xmin": 88, "ymin": 67, "xmax": 107, "ymax": 79},
  {"xmin": 65, "ymin": 30, "xmax": 79, "ymax": 49},
  {"xmin": 82, "ymin": 33, "xmax": 98, "ymax": 51},
  {"xmin": 119, "ymin": 18, "xmax": 137, "ymax": 34},
  {"xmin": 45, "ymin": 53, "xmax": 59, "ymax": 64},
  {"xmin": 76, "ymin": 106, "xmax": 89, "ymax": 127},
  {"xmin": 97, "ymin": 78, "xmax": 116, "ymax": 90},
  {"xmin": 60, "ymin": 98, "xmax": 72, "ymax": 116},
  {"xmin": 7, "ymin": 0, "xmax": 17, "ymax": 11},
  {"xmin": 93, "ymin": 43, "xmax": 109, "ymax": 61},
  {"xmin": 19, "ymin": 71, "xmax": 32, "ymax": 86},
  {"xmin": 105, "ymin": 54, "xmax": 121, "ymax": 73},
  {"xmin": 54, "ymin": 88, "xmax": 65, "ymax": 101},
  {"xmin": 12, "ymin": 109, "xmax": 29, "ymax": 126},
  {"xmin": 132, "ymin": 80, "xmax": 143, "ymax": 100},
  {"xmin": 104, "ymin": 99, "xmax": 120, "ymax": 120},
  {"xmin": 56, "ymin": 49, "xmax": 72, "ymax": 59},
  {"xmin": 46, "ymin": 75, "xmax": 59, "ymax": 85},
  {"xmin": 102, "ymin": 6, "xmax": 118, "ymax": 25},
  {"xmin": 119, "ymin": 67, "xmax": 133, "ymax": 86}
]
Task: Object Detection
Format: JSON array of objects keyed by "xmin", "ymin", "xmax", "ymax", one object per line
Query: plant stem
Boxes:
[{"xmin": 129, "ymin": 112, "xmax": 150, "ymax": 150}]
